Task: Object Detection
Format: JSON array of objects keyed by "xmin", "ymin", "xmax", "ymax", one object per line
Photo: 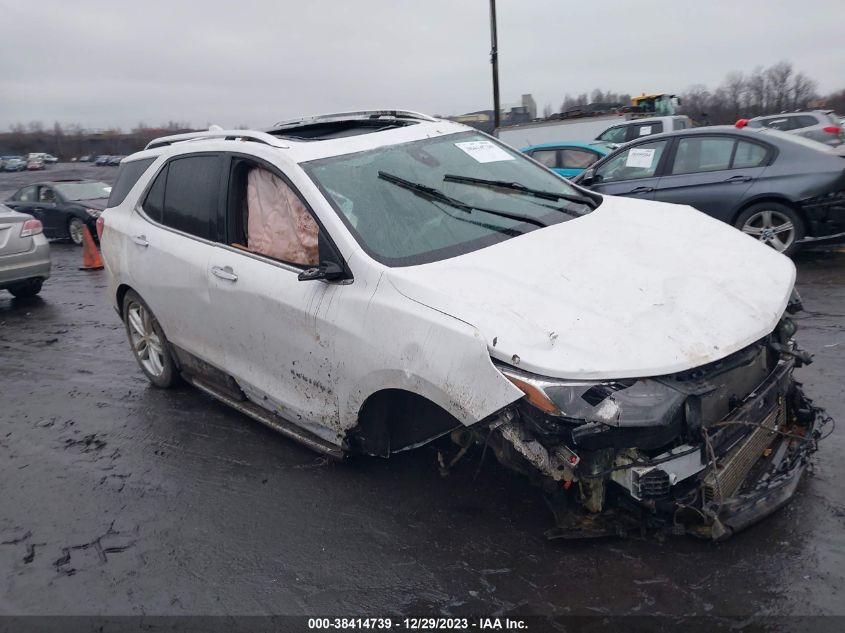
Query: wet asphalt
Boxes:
[{"xmin": 0, "ymin": 165, "xmax": 843, "ymax": 618}]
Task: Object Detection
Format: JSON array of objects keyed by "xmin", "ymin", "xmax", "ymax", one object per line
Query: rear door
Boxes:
[
  {"xmin": 125, "ymin": 153, "xmax": 224, "ymax": 367},
  {"xmin": 588, "ymin": 138, "xmax": 671, "ymax": 199},
  {"xmin": 6, "ymin": 185, "xmax": 39, "ymax": 221},
  {"xmin": 651, "ymin": 135, "xmax": 770, "ymax": 222}
]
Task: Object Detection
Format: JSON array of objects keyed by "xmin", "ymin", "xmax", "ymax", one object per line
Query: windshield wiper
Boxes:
[
  {"xmin": 442, "ymin": 174, "xmax": 597, "ymax": 210},
  {"xmin": 378, "ymin": 171, "xmax": 548, "ymax": 228}
]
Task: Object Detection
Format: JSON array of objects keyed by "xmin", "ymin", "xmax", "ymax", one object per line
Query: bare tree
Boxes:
[
  {"xmin": 765, "ymin": 61, "xmax": 793, "ymax": 112},
  {"xmin": 720, "ymin": 71, "xmax": 746, "ymax": 120},
  {"xmin": 790, "ymin": 72, "xmax": 817, "ymax": 110},
  {"xmin": 542, "ymin": 104, "xmax": 552, "ymax": 118},
  {"xmin": 681, "ymin": 84, "xmax": 712, "ymax": 123},
  {"xmin": 746, "ymin": 67, "xmax": 767, "ymax": 116}
]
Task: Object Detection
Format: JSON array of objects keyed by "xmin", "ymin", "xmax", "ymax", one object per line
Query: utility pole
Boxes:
[{"xmin": 489, "ymin": 0, "xmax": 500, "ymax": 133}]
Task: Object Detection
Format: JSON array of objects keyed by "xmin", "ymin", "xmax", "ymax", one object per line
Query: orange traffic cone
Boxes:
[{"xmin": 80, "ymin": 225, "xmax": 104, "ymax": 271}]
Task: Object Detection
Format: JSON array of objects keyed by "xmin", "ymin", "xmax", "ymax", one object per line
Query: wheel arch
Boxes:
[
  {"xmin": 346, "ymin": 388, "xmax": 467, "ymax": 457},
  {"xmin": 730, "ymin": 195, "xmax": 807, "ymax": 228}
]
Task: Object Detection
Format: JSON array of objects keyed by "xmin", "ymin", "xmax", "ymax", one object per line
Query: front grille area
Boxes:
[
  {"xmin": 703, "ymin": 400, "xmax": 784, "ymax": 501},
  {"xmin": 635, "ymin": 468, "xmax": 671, "ymax": 500}
]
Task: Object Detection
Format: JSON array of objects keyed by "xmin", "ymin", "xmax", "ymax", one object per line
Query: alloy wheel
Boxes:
[
  {"xmin": 126, "ymin": 301, "xmax": 166, "ymax": 377},
  {"xmin": 740, "ymin": 209, "xmax": 795, "ymax": 253},
  {"xmin": 68, "ymin": 218, "xmax": 85, "ymax": 245}
]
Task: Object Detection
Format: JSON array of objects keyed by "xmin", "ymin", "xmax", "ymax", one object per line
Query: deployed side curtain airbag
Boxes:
[{"xmin": 247, "ymin": 168, "xmax": 319, "ymax": 266}]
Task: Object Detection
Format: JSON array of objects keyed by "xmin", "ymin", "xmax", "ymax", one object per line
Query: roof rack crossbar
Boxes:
[
  {"xmin": 144, "ymin": 130, "xmax": 282, "ymax": 151},
  {"xmin": 269, "ymin": 109, "xmax": 437, "ymax": 131}
]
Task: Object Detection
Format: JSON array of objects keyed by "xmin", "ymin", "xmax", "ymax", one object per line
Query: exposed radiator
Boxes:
[{"xmin": 704, "ymin": 401, "xmax": 783, "ymax": 502}]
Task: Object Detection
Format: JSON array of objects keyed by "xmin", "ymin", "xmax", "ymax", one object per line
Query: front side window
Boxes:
[
  {"xmin": 226, "ymin": 158, "xmax": 320, "ymax": 267},
  {"xmin": 38, "ymin": 187, "xmax": 56, "ymax": 203},
  {"xmin": 530, "ymin": 149, "xmax": 558, "ymax": 168},
  {"xmin": 594, "ymin": 140, "xmax": 668, "ymax": 183},
  {"xmin": 597, "ymin": 126, "xmax": 627, "ymax": 143},
  {"xmin": 304, "ymin": 132, "xmax": 596, "ymax": 266},
  {"xmin": 159, "ymin": 155, "xmax": 220, "ymax": 240},
  {"xmin": 559, "ymin": 148, "xmax": 600, "ymax": 169},
  {"xmin": 16, "ymin": 185, "xmax": 37, "ymax": 202},
  {"xmin": 671, "ymin": 137, "xmax": 735, "ymax": 174}
]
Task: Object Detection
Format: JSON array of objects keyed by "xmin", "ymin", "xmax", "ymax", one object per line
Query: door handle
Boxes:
[
  {"xmin": 211, "ymin": 265, "xmax": 238, "ymax": 282},
  {"xmin": 628, "ymin": 186, "xmax": 654, "ymax": 194},
  {"xmin": 724, "ymin": 175, "xmax": 752, "ymax": 183},
  {"xmin": 132, "ymin": 234, "xmax": 149, "ymax": 247}
]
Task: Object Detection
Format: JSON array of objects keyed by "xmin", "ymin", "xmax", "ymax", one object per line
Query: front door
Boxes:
[
  {"xmin": 206, "ymin": 155, "xmax": 344, "ymax": 441},
  {"xmin": 589, "ymin": 138, "xmax": 671, "ymax": 200}
]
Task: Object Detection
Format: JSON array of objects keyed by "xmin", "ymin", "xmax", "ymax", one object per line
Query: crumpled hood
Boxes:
[{"xmin": 386, "ymin": 195, "xmax": 795, "ymax": 380}]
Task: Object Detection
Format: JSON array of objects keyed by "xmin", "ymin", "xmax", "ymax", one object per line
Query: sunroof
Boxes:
[{"xmin": 269, "ymin": 118, "xmax": 418, "ymax": 141}]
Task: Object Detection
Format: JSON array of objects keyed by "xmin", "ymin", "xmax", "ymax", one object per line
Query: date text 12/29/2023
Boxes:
[{"xmin": 308, "ymin": 617, "xmax": 528, "ymax": 630}]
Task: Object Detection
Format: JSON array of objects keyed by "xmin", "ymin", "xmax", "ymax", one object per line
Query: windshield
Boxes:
[
  {"xmin": 303, "ymin": 131, "xmax": 597, "ymax": 266},
  {"xmin": 54, "ymin": 181, "xmax": 112, "ymax": 201}
]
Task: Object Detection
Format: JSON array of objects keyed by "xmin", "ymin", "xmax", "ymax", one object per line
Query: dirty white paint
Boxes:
[{"xmin": 102, "ymin": 114, "xmax": 795, "ymax": 456}]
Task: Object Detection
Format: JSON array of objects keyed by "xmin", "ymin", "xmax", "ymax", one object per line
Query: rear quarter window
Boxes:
[{"xmin": 107, "ymin": 158, "xmax": 155, "ymax": 207}]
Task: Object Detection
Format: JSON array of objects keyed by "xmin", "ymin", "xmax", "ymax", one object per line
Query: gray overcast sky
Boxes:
[{"xmin": 1, "ymin": 0, "xmax": 842, "ymax": 131}]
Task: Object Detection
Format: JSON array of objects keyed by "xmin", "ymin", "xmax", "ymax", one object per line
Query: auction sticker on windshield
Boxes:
[
  {"xmin": 626, "ymin": 147, "xmax": 655, "ymax": 168},
  {"xmin": 455, "ymin": 140, "xmax": 515, "ymax": 163}
]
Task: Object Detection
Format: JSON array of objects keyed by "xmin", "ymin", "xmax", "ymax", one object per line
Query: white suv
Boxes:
[{"xmin": 101, "ymin": 110, "xmax": 827, "ymax": 539}]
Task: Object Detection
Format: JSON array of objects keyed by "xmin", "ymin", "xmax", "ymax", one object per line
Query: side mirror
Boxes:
[
  {"xmin": 298, "ymin": 260, "xmax": 346, "ymax": 282},
  {"xmin": 579, "ymin": 168, "xmax": 595, "ymax": 186}
]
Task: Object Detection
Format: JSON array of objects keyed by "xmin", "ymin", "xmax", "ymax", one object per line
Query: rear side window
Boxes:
[
  {"xmin": 761, "ymin": 117, "xmax": 796, "ymax": 131},
  {"xmin": 732, "ymin": 141, "xmax": 769, "ymax": 168},
  {"xmin": 795, "ymin": 115, "xmax": 819, "ymax": 129},
  {"xmin": 143, "ymin": 165, "xmax": 167, "ymax": 223},
  {"xmin": 671, "ymin": 137, "xmax": 734, "ymax": 174},
  {"xmin": 158, "ymin": 155, "xmax": 221, "ymax": 240},
  {"xmin": 632, "ymin": 122, "xmax": 663, "ymax": 138},
  {"xmin": 108, "ymin": 158, "xmax": 155, "ymax": 207}
]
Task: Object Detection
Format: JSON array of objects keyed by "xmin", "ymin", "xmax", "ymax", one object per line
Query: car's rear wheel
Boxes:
[
  {"xmin": 734, "ymin": 202, "xmax": 805, "ymax": 257},
  {"xmin": 7, "ymin": 278, "xmax": 43, "ymax": 298},
  {"xmin": 68, "ymin": 217, "xmax": 85, "ymax": 245},
  {"xmin": 122, "ymin": 290, "xmax": 178, "ymax": 388}
]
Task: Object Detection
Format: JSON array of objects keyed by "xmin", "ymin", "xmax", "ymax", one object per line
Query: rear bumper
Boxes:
[{"xmin": 0, "ymin": 235, "xmax": 51, "ymax": 287}]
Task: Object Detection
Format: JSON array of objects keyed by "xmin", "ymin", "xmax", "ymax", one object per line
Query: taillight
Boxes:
[
  {"xmin": 96, "ymin": 216, "xmax": 105, "ymax": 240},
  {"xmin": 20, "ymin": 218, "xmax": 42, "ymax": 237},
  {"xmin": 823, "ymin": 126, "xmax": 841, "ymax": 134}
]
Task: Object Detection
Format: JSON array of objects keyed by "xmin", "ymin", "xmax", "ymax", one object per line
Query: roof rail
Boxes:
[
  {"xmin": 144, "ymin": 129, "xmax": 284, "ymax": 150},
  {"xmin": 268, "ymin": 109, "xmax": 438, "ymax": 131}
]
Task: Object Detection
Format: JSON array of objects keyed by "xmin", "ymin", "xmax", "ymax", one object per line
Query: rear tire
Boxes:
[
  {"xmin": 734, "ymin": 202, "xmax": 805, "ymax": 257},
  {"xmin": 8, "ymin": 278, "xmax": 43, "ymax": 298},
  {"xmin": 122, "ymin": 290, "xmax": 179, "ymax": 388},
  {"xmin": 68, "ymin": 217, "xmax": 85, "ymax": 246}
]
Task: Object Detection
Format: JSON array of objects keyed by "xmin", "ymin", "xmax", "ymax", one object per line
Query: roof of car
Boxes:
[
  {"xmin": 520, "ymin": 141, "xmax": 614, "ymax": 153},
  {"xmin": 132, "ymin": 111, "xmax": 473, "ymax": 165}
]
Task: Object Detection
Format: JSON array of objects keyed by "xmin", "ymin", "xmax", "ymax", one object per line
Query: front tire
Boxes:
[
  {"xmin": 122, "ymin": 290, "xmax": 178, "ymax": 388},
  {"xmin": 68, "ymin": 217, "xmax": 85, "ymax": 246},
  {"xmin": 734, "ymin": 202, "xmax": 805, "ymax": 257},
  {"xmin": 8, "ymin": 278, "xmax": 43, "ymax": 298}
]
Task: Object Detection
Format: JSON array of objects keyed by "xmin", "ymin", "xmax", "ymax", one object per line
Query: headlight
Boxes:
[
  {"xmin": 85, "ymin": 208, "xmax": 101, "ymax": 217},
  {"xmin": 495, "ymin": 362, "xmax": 684, "ymax": 428}
]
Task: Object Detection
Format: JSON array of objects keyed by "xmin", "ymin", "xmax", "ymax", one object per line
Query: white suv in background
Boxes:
[{"xmin": 100, "ymin": 110, "xmax": 827, "ymax": 539}]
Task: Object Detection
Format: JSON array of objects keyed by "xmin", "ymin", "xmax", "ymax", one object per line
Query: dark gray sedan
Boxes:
[{"xmin": 574, "ymin": 126, "xmax": 845, "ymax": 255}]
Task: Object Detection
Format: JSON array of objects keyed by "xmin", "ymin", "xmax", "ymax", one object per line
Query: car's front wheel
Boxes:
[
  {"xmin": 68, "ymin": 217, "xmax": 86, "ymax": 245},
  {"xmin": 7, "ymin": 278, "xmax": 43, "ymax": 298},
  {"xmin": 122, "ymin": 290, "xmax": 179, "ymax": 388},
  {"xmin": 735, "ymin": 202, "xmax": 805, "ymax": 257}
]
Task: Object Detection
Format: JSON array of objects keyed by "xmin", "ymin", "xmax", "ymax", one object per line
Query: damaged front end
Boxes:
[{"xmin": 457, "ymin": 312, "xmax": 831, "ymax": 540}]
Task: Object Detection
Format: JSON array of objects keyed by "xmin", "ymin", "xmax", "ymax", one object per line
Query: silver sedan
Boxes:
[{"xmin": 0, "ymin": 204, "xmax": 51, "ymax": 297}]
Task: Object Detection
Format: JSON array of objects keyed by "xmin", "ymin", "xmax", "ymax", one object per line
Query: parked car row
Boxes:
[{"xmin": 94, "ymin": 155, "xmax": 125, "ymax": 166}]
